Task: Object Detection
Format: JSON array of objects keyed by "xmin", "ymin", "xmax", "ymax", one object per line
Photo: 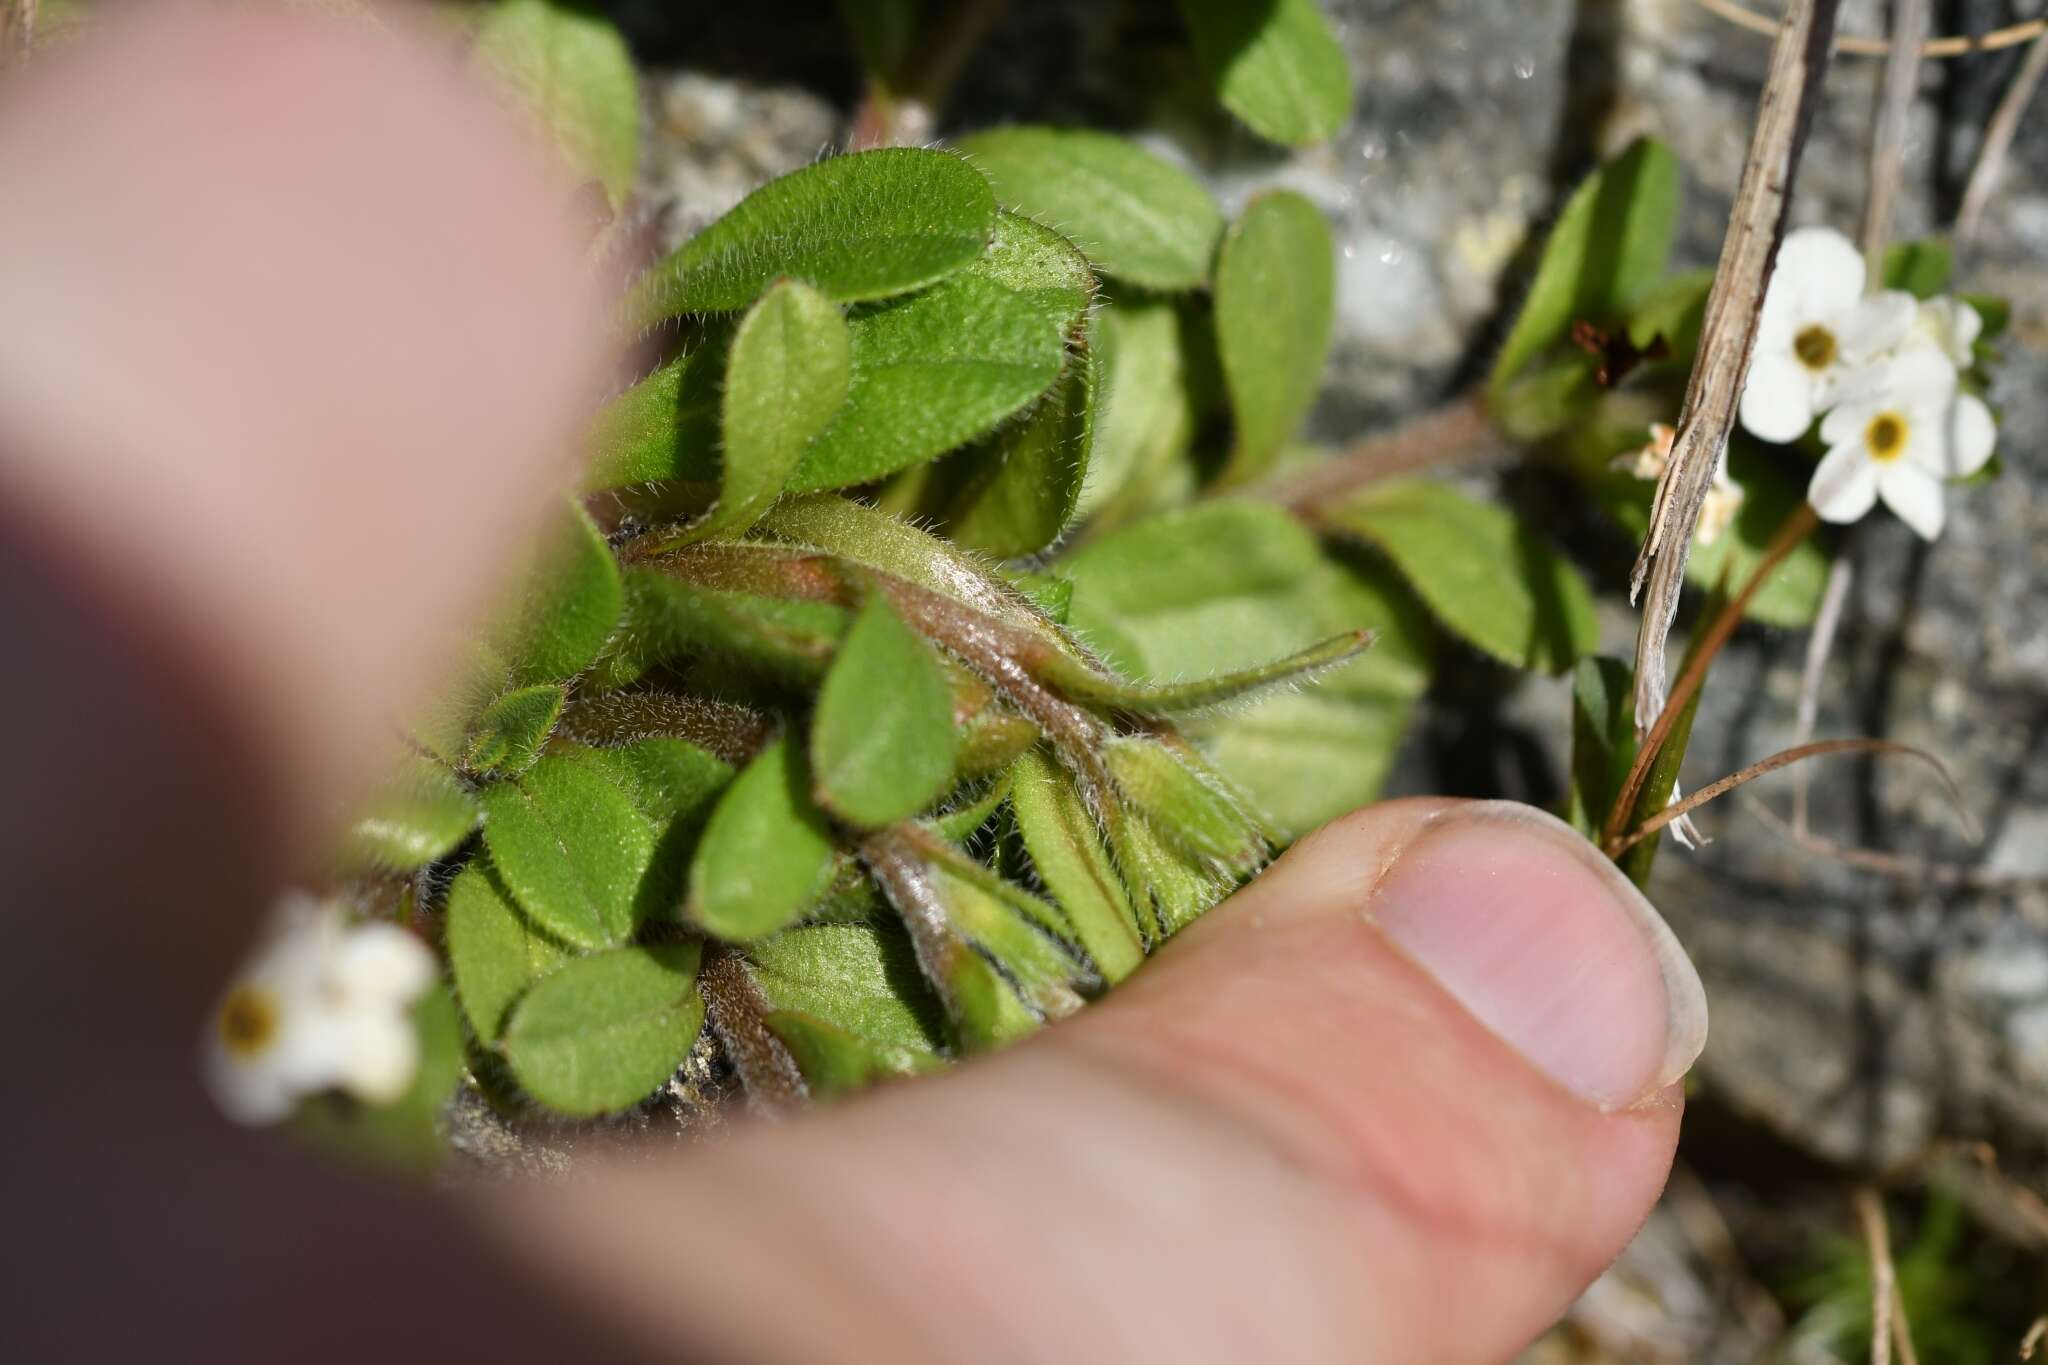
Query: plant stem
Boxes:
[
  {"xmin": 1859, "ymin": 0, "xmax": 1930, "ymax": 279},
  {"xmin": 697, "ymin": 948, "xmax": 809, "ymax": 1116},
  {"xmin": 1603, "ymin": 501, "xmax": 1820, "ymax": 854},
  {"xmin": 847, "ymin": 0, "xmax": 1011, "ymax": 149},
  {"xmin": 1255, "ymin": 393, "xmax": 1500, "ymax": 516}
]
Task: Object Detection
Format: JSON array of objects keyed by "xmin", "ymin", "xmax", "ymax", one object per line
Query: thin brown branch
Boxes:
[
  {"xmin": 1631, "ymin": 0, "xmax": 1839, "ymax": 736},
  {"xmin": 1890, "ymin": 1289, "xmax": 1921, "ymax": 1365},
  {"xmin": 1860, "ymin": 0, "xmax": 1930, "ymax": 277},
  {"xmin": 1956, "ymin": 29, "xmax": 2048, "ymax": 248},
  {"xmin": 2021, "ymin": 1316, "xmax": 2047, "ymax": 1360},
  {"xmin": 1745, "ymin": 795, "xmax": 2033, "ymax": 890},
  {"xmin": 697, "ymin": 949, "xmax": 808, "ymax": 1117},
  {"xmin": 1614, "ymin": 736, "xmax": 1973, "ymax": 855},
  {"xmin": 1256, "ymin": 393, "xmax": 1501, "ymax": 516},
  {"xmin": 1607, "ymin": 501, "xmax": 1820, "ymax": 852},
  {"xmin": 1855, "ymin": 1188, "xmax": 1898, "ymax": 1365},
  {"xmin": 1793, "ymin": 553, "xmax": 1855, "ymax": 836},
  {"xmin": 1698, "ymin": 0, "xmax": 2046, "ymax": 57}
]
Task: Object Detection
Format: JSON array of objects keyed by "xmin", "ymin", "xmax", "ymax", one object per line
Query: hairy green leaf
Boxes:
[
  {"xmin": 1178, "ymin": 0, "xmax": 1352, "ymax": 146},
  {"xmin": 812, "ymin": 596, "xmax": 959, "ymax": 828},
  {"xmin": 503, "ymin": 943, "xmax": 707, "ymax": 1116},
  {"xmin": 1010, "ymin": 749, "xmax": 1145, "ymax": 980},
  {"xmin": 1215, "ymin": 191, "xmax": 1335, "ymax": 483},
  {"xmin": 1490, "ymin": 138, "xmax": 1680, "ymax": 393},
  {"xmin": 465, "ymin": 683, "xmax": 566, "ymax": 775},
  {"xmin": 745, "ymin": 920, "xmax": 946, "ymax": 1057},
  {"xmin": 339, "ymin": 758, "xmax": 480, "ymax": 873},
  {"xmin": 474, "ymin": 0, "xmax": 639, "ymax": 206},
  {"xmin": 630, "ymin": 148, "xmax": 997, "ymax": 321},
  {"xmin": 1325, "ymin": 479, "xmax": 1597, "ymax": 673},
  {"xmin": 1884, "ymin": 238, "xmax": 1951, "ymax": 300},
  {"xmin": 479, "ymin": 752, "xmax": 657, "ymax": 948},
  {"xmin": 1077, "ymin": 294, "xmax": 1206, "ymax": 520},
  {"xmin": 693, "ymin": 279, "xmax": 851, "ymax": 542},
  {"xmin": 586, "ymin": 566, "xmax": 850, "ymax": 691},
  {"xmin": 956, "ymin": 126, "xmax": 1224, "ymax": 289},
  {"xmin": 790, "ymin": 212, "xmax": 1090, "ymax": 491},
  {"xmin": 446, "ymin": 861, "xmax": 571, "ymax": 1044},
  {"xmin": 938, "ymin": 315, "xmax": 1100, "ymax": 558},
  {"xmin": 1565, "ymin": 655, "xmax": 1636, "ymax": 840},
  {"xmin": 584, "ymin": 331, "xmax": 728, "ymax": 491},
  {"xmin": 499, "ymin": 501, "xmax": 624, "ymax": 686},
  {"xmin": 688, "ymin": 737, "xmax": 838, "ymax": 941},
  {"xmin": 1103, "ymin": 736, "xmax": 1264, "ymax": 871},
  {"xmin": 764, "ymin": 1009, "xmax": 936, "ymax": 1099}
]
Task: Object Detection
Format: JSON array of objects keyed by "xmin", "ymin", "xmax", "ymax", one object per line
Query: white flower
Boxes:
[
  {"xmin": 1739, "ymin": 227, "xmax": 1918, "ymax": 444},
  {"xmin": 1620, "ymin": 421, "xmax": 1743, "ymax": 545},
  {"xmin": 1907, "ymin": 295, "xmax": 1983, "ymax": 369},
  {"xmin": 1809, "ymin": 348, "xmax": 1996, "ymax": 541},
  {"xmin": 203, "ymin": 892, "xmax": 438, "ymax": 1125}
]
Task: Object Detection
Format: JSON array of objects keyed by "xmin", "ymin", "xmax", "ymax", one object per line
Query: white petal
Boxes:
[
  {"xmin": 202, "ymin": 1045, "xmax": 299, "ymax": 1125},
  {"xmin": 338, "ymin": 1016, "xmax": 421, "ymax": 1105},
  {"xmin": 1772, "ymin": 226, "xmax": 1865, "ymax": 318},
  {"xmin": 1912, "ymin": 296, "xmax": 1982, "ymax": 367},
  {"xmin": 1739, "ymin": 353, "xmax": 1816, "ymax": 442},
  {"xmin": 1809, "ymin": 440, "xmax": 1880, "ymax": 524},
  {"xmin": 1818, "ymin": 391, "xmax": 1884, "ymax": 446},
  {"xmin": 1884, "ymin": 345, "xmax": 1960, "ymax": 408},
  {"xmin": 333, "ymin": 922, "xmax": 437, "ymax": 1005},
  {"xmin": 1878, "ymin": 462, "xmax": 1946, "ymax": 540},
  {"xmin": 1927, "ymin": 392, "xmax": 1996, "ymax": 479},
  {"xmin": 1838, "ymin": 290, "xmax": 1917, "ymax": 362}
]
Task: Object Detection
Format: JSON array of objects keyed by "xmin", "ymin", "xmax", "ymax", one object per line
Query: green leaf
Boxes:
[
  {"xmin": 339, "ymin": 758, "xmax": 480, "ymax": 873},
  {"xmin": 930, "ymin": 768, "xmax": 1015, "ymax": 842},
  {"xmin": 502, "ymin": 943, "xmax": 707, "ymax": 1117},
  {"xmin": 1214, "ymin": 191, "xmax": 1335, "ymax": 483},
  {"xmin": 569, "ymin": 735, "xmax": 734, "ymax": 826},
  {"xmin": 687, "ymin": 737, "xmax": 838, "ymax": 941},
  {"xmin": 691, "ymin": 279, "xmax": 851, "ymax": 543},
  {"xmin": 1105, "ymin": 804, "xmax": 1228, "ymax": 938},
  {"xmin": 955, "ymin": 126, "xmax": 1224, "ymax": 289},
  {"xmin": 745, "ymin": 920, "xmax": 946, "ymax": 1057},
  {"xmin": 473, "ymin": 0, "xmax": 639, "ymax": 207},
  {"xmin": 1010, "ymin": 749, "xmax": 1145, "ymax": 980},
  {"xmin": 498, "ymin": 501, "xmax": 624, "ymax": 686},
  {"xmin": 764, "ymin": 1009, "xmax": 936, "ymax": 1099},
  {"xmin": 789, "ymin": 212, "xmax": 1090, "ymax": 492},
  {"xmin": 1194, "ymin": 551, "xmax": 1434, "ymax": 838},
  {"xmin": 937, "ymin": 315, "xmax": 1100, "ymax": 558},
  {"xmin": 1883, "ymin": 238, "xmax": 1952, "ymax": 299},
  {"xmin": 1178, "ymin": 0, "xmax": 1353, "ymax": 147},
  {"xmin": 1565, "ymin": 656, "xmax": 1636, "ymax": 839},
  {"xmin": 1959, "ymin": 292, "xmax": 2008, "ymax": 338},
  {"xmin": 464, "ymin": 683, "xmax": 566, "ymax": 775},
  {"xmin": 1103, "ymin": 736, "xmax": 1264, "ymax": 871},
  {"xmin": 586, "ymin": 566, "xmax": 850, "ymax": 691},
  {"xmin": 1620, "ymin": 684, "xmax": 1700, "ymax": 888},
  {"xmin": 583, "ymin": 330, "xmax": 728, "ymax": 491},
  {"xmin": 629, "ymin": 148, "xmax": 997, "ymax": 321},
  {"xmin": 1324, "ymin": 479, "xmax": 1597, "ymax": 672},
  {"xmin": 927, "ymin": 862, "xmax": 1082, "ymax": 1017},
  {"xmin": 446, "ymin": 861, "xmax": 571, "ymax": 1043},
  {"xmin": 1077, "ymin": 294, "xmax": 1206, "ymax": 520},
  {"xmin": 290, "ymin": 986, "xmax": 464, "ymax": 1173},
  {"xmin": 479, "ymin": 752, "xmax": 658, "ymax": 949},
  {"xmin": 1490, "ymin": 138, "xmax": 1681, "ymax": 394},
  {"xmin": 812, "ymin": 596, "xmax": 959, "ymax": 827}
]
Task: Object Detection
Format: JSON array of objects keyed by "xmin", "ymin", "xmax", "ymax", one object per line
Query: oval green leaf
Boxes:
[
  {"xmin": 583, "ymin": 329, "xmax": 728, "ymax": 491},
  {"xmin": 446, "ymin": 862, "xmax": 571, "ymax": 1044},
  {"xmin": 956, "ymin": 126, "xmax": 1224, "ymax": 289},
  {"xmin": 687, "ymin": 737, "xmax": 838, "ymax": 941},
  {"xmin": 503, "ymin": 943, "xmax": 707, "ymax": 1117},
  {"xmin": 746, "ymin": 920, "xmax": 946, "ymax": 1058},
  {"xmin": 474, "ymin": 0, "xmax": 639, "ymax": 207},
  {"xmin": 340, "ymin": 758, "xmax": 480, "ymax": 873},
  {"xmin": 1010, "ymin": 749, "xmax": 1145, "ymax": 980},
  {"xmin": 1324, "ymin": 479, "xmax": 1597, "ymax": 673},
  {"xmin": 1178, "ymin": 0, "xmax": 1353, "ymax": 147},
  {"xmin": 479, "ymin": 752, "xmax": 658, "ymax": 949},
  {"xmin": 811, "ymin": 596, "xmax": 958, "ymax": 828},
  {"xmin": 629, "ymin": 148, "xmax": 998, "ymax": 321},
  {"xmin": 464, "ymin": 683, "xmax": 566, "ymax": 775},
  {"xmin": 1214, "ymin": 191, "xmax": 1335, "ymax": 484},
  {"xmin": 499, "ymin": 501, "xmax": 624, "ymax": 686}
]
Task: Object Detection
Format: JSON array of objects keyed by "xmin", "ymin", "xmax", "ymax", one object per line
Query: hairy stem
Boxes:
[
  {"xmin": 697, "ymin": 948, "xmax": 808, "ymax": 1117},
  {"xmin": 1253, "ymin": 392, "xmax": 1500, "ymax": 515}
]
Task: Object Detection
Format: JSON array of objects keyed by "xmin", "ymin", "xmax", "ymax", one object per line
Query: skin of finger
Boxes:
[
  {"xmin": 0, "ymin": 5, "xmax": 611, "ymax": 855},
  {"xmin": 480, "ymin": 799, "xmax": 1683, "ymax": 1365}
]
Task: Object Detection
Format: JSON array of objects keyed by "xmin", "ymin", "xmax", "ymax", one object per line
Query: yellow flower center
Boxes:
[
  {"xmin": 1863, "ymin": 412, "xmax": 1909, "ymax": 463},
  {"xmin": 218, "ymin": 986, "xmax": 280, "ymax": 1058},
  {"xmin": 1793, "ymin": 324, "xmax": 1837, "ymax": 371}
]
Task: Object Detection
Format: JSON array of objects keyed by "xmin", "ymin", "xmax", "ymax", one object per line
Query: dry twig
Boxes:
[
  {"xmin": 2021, "ymin": 1316, "xmax": 2048, "ymax": 1360},
  {"xmin": 1629, "ymin": 0, "xmax": 1840, "ymax": 736},
  {"xmin": 1855, "ymin": 1187, "xmax": 1900, "ymax": 1365},
  {"xmin": 1699, "ymin": 0, "xmax": 2048, "ymax": 57},
  {"xmin": 1859, "ymin": 0, "xmax": 1930, "ymax": 276},
  {"xmin": 1956, "ymin": 29, "xmax": 2048, "ymax": 248},
  {"xmin": 1258, "ymin": 394, "xmax": 1501, "ymax": 515},
  {"xmin": 1792, "ymin": 554, "xmax": 1855, "ymax": 836}
]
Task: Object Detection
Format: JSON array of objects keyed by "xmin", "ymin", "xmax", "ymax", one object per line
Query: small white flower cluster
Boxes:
[
  {"xmin": 202, "ymin": 892, "xmax": 437, "ymax": 1125},
  {"xmin": 1739, "ymin": 226, "xmax": 1994, "ymax": 540},
  {"xmin": 1624, "ymin": 421, "xmax": 1747, "ymax": 547}
]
